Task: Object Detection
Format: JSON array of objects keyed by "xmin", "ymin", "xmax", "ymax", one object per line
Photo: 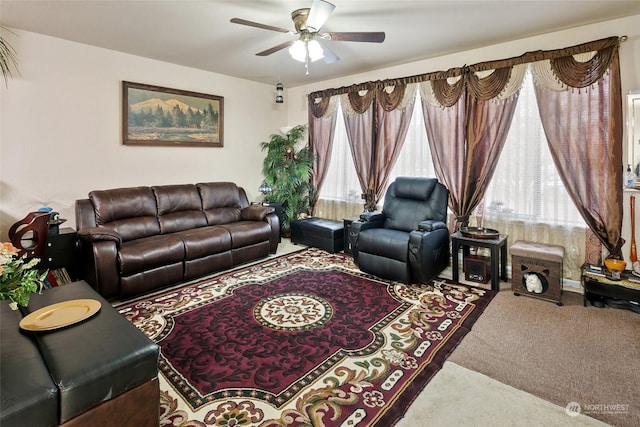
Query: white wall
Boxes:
[{"xmin": 0, "ymin": 29, "xmax": 287, "ymax": 237}]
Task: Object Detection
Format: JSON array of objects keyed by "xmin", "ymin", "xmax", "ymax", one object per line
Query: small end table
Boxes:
[
  {"xmin": 451, "ymin": 231, "xmax": 508, "ymax": 291},
  {"xmin": 342, "ymin": 217, "xmax": 359, "ymax": 254},
  {"xmin": 581, "ymin": 265, "xmax": 640, "ymax": 308}
]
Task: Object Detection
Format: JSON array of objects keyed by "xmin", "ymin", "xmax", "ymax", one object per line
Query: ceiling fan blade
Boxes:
[
  {"xmin": 230, "ymin": 18, "xmax": 291, "ymax": 34},
  {"xmin": 256, "ymin": 40, "xmax": 295, "ymax": 56},
  {"xmin": 306, "ymin": 0, "xmax": 335, "ymax": 31},
  {"xmin": 320, "ymin": 42, "xmax": 339, "ymax": 64},
  {"xmin": 325, "ymin": 32, "xmax": 386, "ymax": 43}
]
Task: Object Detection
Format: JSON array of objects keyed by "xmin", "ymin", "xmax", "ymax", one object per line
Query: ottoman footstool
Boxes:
[
  {"xmin": 290, "ymin": 218, "xmax": 344, "ymax": 253},
  {"xmin": 2, "ymin": 281, "xmax": 161, "ymax": 426},
  {"xmin": 511, "ymin": 240, "xmax": 565, "ymax": 305}
]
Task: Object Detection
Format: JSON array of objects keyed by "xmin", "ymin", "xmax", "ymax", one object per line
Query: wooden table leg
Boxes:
[
  {"xmin": 490, "ymin": 245, "xmax": 500, "ymax": 291},
  {"xmin": 452, "ymin": 239, "xmax": 460, "ymax": 283}
]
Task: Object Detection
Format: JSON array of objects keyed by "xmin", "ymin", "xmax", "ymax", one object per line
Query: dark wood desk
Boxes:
[{"xmin": 451, "ymin": 231, "xmax": 508, "ymax": 291}]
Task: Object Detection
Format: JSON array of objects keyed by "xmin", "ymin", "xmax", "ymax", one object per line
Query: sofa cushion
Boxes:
[
  {"xmin": 0, "ymin": 302, "xmax": 58, "ymax": 427},
  {"xmin": 197, "ymin": 182, "xmax": 243, "ymax": 225},
  {"xmin": 118, "ymin": 234, "xmax": 185, "ymax": 275},
  {"xmin": 89, "ymin": 187, "xmax": 160, "ymax": 241},
  {"xmin": 175, "ymin": 226, "xmax": 232, "ymax": 260},
  {"xmin": 153, "ymin": 184, "xmax": 207, "ymax": 234},
  {"xmin": 219, "ymin": 221, "xmax": 273, "ymax": 248}
]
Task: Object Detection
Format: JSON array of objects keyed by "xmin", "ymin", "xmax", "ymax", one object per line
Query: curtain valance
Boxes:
[
  {"xmin": 308, "ymin": 36, "xmax": 620, "ymax": 106},
  {"xmin": 309, "ymin": 95, "xmax": 339, "ymax": 119}
]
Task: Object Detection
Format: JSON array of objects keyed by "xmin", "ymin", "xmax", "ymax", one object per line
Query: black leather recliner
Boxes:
[{"xmin": 349, "ymin": 177, "xmax": 450, "ymax": 283}]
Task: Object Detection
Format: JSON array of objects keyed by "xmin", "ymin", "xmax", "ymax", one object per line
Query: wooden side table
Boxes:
[
  {"xmin": 40, "ymin": 227, "xmax": 79, "ymax": 281},
  {"xmin": 451, "ymin": 231, "xmax": 508, "ymax": 291},
  {"xmin": 581, "ymin": 266, "xmax": 640, "ymax": 308},
  {"xmin": 343, "ymin": 217, "xmax": 358, "ymax": 254}
]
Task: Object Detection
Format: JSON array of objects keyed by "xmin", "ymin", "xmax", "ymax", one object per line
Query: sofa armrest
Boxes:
[
  {"xmin": 241, "ymin": 205, "xmax": 276, "ymax": 221},
  {"xmin": 76, "ymin": 237, "xmax": 120, "ymax": 300},
  {"xmin": 417, "ymin": 220, "xmax": 448, "ymax": 232},
  {"xmin": 78, "ymin": 227, "xmax": 122, "ymax": 246}
]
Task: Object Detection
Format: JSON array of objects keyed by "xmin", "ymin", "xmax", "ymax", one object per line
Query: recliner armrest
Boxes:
[
  {"xmin": 360, "ymin": 211, "xmax": 385, "ymax": 222},
  {"xmin": 417, "ymin": 220, "xmax": 448, "ymax": 232},
  {"xmin": 78, "ymin": 227, "xmax": 122, "ymax": 246}
]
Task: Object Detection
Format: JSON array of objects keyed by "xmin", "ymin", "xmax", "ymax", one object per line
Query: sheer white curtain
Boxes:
[
  {"xmin": 314, "ymin": 100, "xmax": 362, "ymax": 220},
  {"xmin": 479, "ymin": 69, "xmax": 586, "ymax": 280},
  {"xmin": 317, "ymin": 96, "xmax": 437, "ymax": 218},
  {"xmin": 481, "ymin": 71, "xmax": 583, "ymax": 225},
  {"xmin": 387, "ymin": 95, "xmax": 436, "ymax": 184}
]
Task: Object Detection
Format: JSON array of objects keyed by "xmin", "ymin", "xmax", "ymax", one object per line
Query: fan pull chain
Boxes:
[{"xmin": 305, "ymin": 43, "xmax": 310, "ymax": 75}]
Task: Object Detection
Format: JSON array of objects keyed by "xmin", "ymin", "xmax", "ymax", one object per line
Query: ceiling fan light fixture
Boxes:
[
  {"xmin": 289, "ymin": 40, "xmax": 306, "ymax": 62},
  {"xmin": 231, "ymin": 0, "xmax": 385, "ymax": 74},
  {"xmin": 307, "ymin": 40, "xmax": 324, "ymax": 62},
  {"xmin": 288, "ymin": 39, "xmax": 324, "ymax": 63}
]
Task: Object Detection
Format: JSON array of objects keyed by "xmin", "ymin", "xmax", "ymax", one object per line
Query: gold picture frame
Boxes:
[{"xmin": 123, "ymin": 81, "xmax": 223, "ymax": 147}]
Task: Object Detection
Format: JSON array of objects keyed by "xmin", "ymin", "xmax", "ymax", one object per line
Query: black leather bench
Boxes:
[
  {"xmin": 0, "ymin": 281, "xmax": 160, "ymax": 426},
  {"xmin": 290, "ymin": 217, "xmax": 344, "ymax": 253},
  {"xmin": 0, "ymin": 302, "xmax": 58, "ymax": 426}
]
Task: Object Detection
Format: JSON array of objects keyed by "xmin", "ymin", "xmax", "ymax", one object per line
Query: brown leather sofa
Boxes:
[{"xmin": 75, "ymin": 182, "xmax": 279, "ymax": 300}]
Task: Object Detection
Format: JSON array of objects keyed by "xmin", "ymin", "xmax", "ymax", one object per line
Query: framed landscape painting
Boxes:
[{"xmin": 123, "ymin": 81, "xmax": 223, "ymax": 147}]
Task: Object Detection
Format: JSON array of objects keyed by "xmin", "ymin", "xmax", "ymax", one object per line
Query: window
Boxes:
[
  {"xmin": 317, "ymin": 103, "xmax": 361, "ymax": 204},
  {"xmin": 481, "ymin": 71, "xmax": 585, "ymax": 227},
  {"xmin": 319, "ymin": 73, "xmax": 585, "ymax": 229},
  {"xmin": 387, "ymin": 96, "xmax": 436, "ymax": 183},
  {"xmin": 319, "ymin": 97, "xmax": 436, "ymax": 207}
]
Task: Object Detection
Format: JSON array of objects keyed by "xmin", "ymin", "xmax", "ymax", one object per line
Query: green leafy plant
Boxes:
[
  {"xmin": 0, "ymin": 27, "xmax": 18, "ymax": 86},
  {"xmin": 260, "ymin": 124, "xmax": 314, "ymax": 233},
  {"xmin": 0, "ymin": 243, "xmax": 46, "ymax": 310}
]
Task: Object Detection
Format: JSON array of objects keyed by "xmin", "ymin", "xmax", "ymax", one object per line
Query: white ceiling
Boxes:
[{"xmin": 2, "ymin": 0, "xmax": 639, "ymax": 88}]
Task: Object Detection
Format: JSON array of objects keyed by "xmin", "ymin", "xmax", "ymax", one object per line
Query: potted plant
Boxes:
[
  {"xmin": 0, "ymin": 243, "xmax": 46, "ymax": 310},
  {"xmin": 260, "ymin": 124, "xmax": 314, "ymax": 235},
  {"xmin": 0, "ymin": 26, "xmax": 18, "ymax": 86}
]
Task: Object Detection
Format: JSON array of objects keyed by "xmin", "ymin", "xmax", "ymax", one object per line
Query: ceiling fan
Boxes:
[{"xmin": 230, "ymin": 0, "xmax": 385, "ymax": 75}]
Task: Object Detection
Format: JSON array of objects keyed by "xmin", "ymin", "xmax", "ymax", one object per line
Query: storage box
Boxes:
[
  {"xmin": 510, "ymin": 240, "xmax": 564, "ymax": 305},
  {"xmin": 290, "ymin": 218, "xmax": 344, "ymax": 253},
  {"xmin": 464, "ymin": 255, "xmax": 490, "ymax": 284}
]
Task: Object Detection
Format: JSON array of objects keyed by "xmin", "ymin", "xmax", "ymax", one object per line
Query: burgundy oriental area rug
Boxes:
[{"xmin": 117, "ymin": 248, "xmax": 495, "ymax": 426}]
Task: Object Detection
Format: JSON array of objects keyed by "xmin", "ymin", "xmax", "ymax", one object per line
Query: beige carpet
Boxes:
[
  {"xmin": 397, "ymin": 361, "xmax": 608, "ymax": 427},
  {"xmin": 447, "ymin": 289, "xmax": 640, "ymax": 427}
]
